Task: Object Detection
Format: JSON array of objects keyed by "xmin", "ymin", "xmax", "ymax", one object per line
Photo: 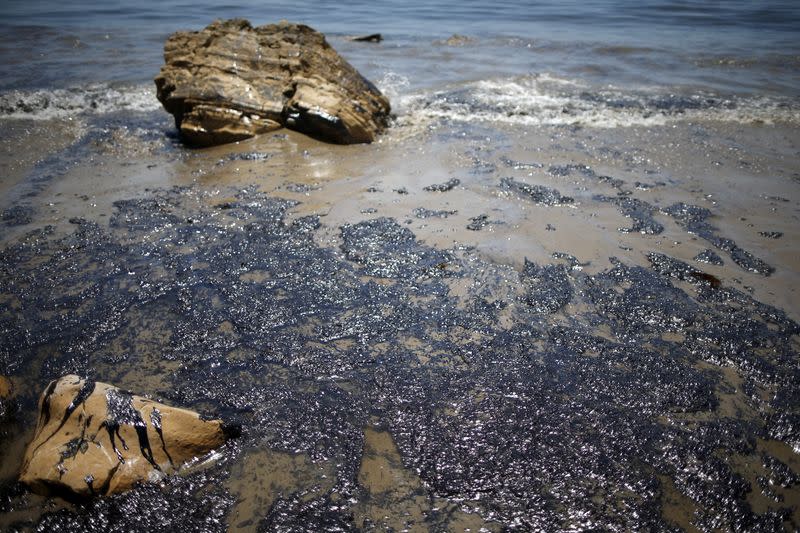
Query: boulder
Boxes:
[
  {"xmin": 155, "ymin": 19, "xmax": 391, "ymax": 146},
  {"xmin": 20, "ymin": 375, "xmax": 232, "ymax": 500}
]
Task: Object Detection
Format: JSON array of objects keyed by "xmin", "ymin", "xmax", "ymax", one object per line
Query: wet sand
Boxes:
[
  {"xmin": 4, "ymin": 116, "xmax": 797, "ymax": 317},
  {"xmin": 0, "ymin": 112, "xmax": 799, "ymax": 530}
]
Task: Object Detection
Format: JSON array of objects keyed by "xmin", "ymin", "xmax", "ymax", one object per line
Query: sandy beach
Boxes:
[{"xmin": 1, "ymin": 1, "xmax": 799, "ymax": 530}]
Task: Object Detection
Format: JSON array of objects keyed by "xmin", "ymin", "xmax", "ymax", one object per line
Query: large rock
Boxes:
[
  {"xmin": 20, "ymin": 375, "xmax": 232, "ymax": 500},
  {"xmin": 155, "ymin": 19, "xmax": 391, "ymax": 146}
]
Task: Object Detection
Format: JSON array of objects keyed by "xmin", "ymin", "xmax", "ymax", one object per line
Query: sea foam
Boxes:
[
  {"xmin": 0, "ymin": 83, "xmax": 161, "ymax": 120},
  {"xmin": 4, "ymin": 74, "xmax": 798, "ymax": 132},
  {"xmin": 396, "ymin": 73, "xmax": 800, "ymax": 129}
]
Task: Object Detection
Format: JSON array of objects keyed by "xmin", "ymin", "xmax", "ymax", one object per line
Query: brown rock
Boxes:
[
  {"xmin": 0, "ymin": 375, "xmax": 12, "ymax": 399},
  {"xmin": 20, "ymin": 375, "xmax": 231, "ymax": 500},
  {"xmin": 155, "ymin": 19, "xmax": 391, "ymax": 146}
]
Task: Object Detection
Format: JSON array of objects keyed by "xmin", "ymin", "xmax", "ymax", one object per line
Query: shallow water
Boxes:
[{"xmin": 1, "ymin": 1, "xmax": 800, "ymax": 532}]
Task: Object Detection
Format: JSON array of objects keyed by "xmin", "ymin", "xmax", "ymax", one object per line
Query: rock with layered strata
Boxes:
[
  {"xmin": 20, "ymin": 375, "xmax": 232, "ymax": 500},
  {"xmin": 154, "ymin": 19, "xmax": 391, "ymax": 146}
]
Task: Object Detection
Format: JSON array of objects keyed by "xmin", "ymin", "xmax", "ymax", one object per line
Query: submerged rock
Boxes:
[
  {"xmin": 20, "ymin": 375, "xmax": 231, "ymax": 501},
  {"xmin": 155, "ymin": 19, "xmax": 391, "ymax": 146}
]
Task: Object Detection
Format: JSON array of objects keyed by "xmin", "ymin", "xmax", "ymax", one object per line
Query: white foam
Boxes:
[
  {"xmin": 376, "ymin": 71, "xmax": 411, "ymax": 106},
  {"xmin": 0, "ymin": 83, "xmax": 161, "ymax": 120},
  {"xmin": 5, "ymin": 74, "xmax": 798, "ymax": 132},
  {"xmin": 395, "ymin": 73, "xmax": 800, "ymax": 130}
]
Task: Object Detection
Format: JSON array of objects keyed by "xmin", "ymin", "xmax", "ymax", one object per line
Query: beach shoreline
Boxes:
[{"xmin": 1, "ymin": 3, "xmax": 800, "ymax": 529}]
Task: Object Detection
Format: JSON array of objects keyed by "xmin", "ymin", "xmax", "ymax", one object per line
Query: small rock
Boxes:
[
  {"xmin": 20, "ymin": 375, "xmax": 233, "ymax": 501},
  {"xmin": 349, "ymin": 33, "xmax": 382, "ymax": 43}
]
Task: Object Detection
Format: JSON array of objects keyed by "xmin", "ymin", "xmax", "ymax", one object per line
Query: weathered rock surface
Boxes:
[
  {"xmin": 155, "ymin": 19, "xmax": 391, "ymax": 146},
  {"xmin": 20, "ymin": 375, "xmax": 231, "ymax": 500}
]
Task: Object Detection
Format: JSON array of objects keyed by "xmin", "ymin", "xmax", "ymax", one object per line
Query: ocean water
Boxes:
[
  {"xmin": 1, "ymin": 0, "xmax": 799, "ymax": 124},
  {"xmin": 1, "ymin": 2, "xmax": 800, "ymax": 531}
]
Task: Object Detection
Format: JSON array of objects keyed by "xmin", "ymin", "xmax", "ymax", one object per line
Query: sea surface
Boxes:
[
  {"xmin": 1, "ymin": 0, "xmax": 800, "ymax": 123},
  {"xmin": 1, "ymin": 1, "xmax": 799, "ymax": 531}
]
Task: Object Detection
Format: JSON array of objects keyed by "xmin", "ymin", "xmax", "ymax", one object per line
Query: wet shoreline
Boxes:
[
  {"xmin": 1, "ymin": 105, "xmax": 799, "ymax": 529},
  {"xmin": 2, "ymin": 1, "xmax": 800, "ymax": 527},
  {"xmin": 4, "ymin": 113, "xmax": 796, "ymax": 317}
]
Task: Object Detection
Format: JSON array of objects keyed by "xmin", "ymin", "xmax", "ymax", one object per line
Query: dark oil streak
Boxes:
[
  {"xmin": 33, "ymin": 379, "xmax": 96, "ymax": 456},
  {"xmin": 96, "ymin": 463, "xmax": 120, "ymax": 496},
  {"xmin": 102, "ymin": 390, "xmax": 161, "ymax": 470},
  {"xmin": 134, "ymin": 422, "xmax": 161, "ymax": 470},
  {"xmin": 39, "ymin": 380, "xmax": 58, "ymax": 427},
  {"xmin": 54, "ymin": 380, "xmax": 96, "ymax": 437},
  {"xmin": 100, "ymin": 420, "xmax": 129, "ymax": 464},
  {"xmin": 150, "ymin": 407, "xmax": 175, "ymax": 467}
]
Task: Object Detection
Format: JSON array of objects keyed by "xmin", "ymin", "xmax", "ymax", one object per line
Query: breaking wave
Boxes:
[
  {"xmin": 395, "ymin": 73, "xmax": 800, "ymax": 129},
  {"xmin": 0, "ymin": 83, "xmax": 161, "ymax": 120},
  {"xmin": 4, "ymin": 73, "xmax": 799, "ymax": 131}
]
